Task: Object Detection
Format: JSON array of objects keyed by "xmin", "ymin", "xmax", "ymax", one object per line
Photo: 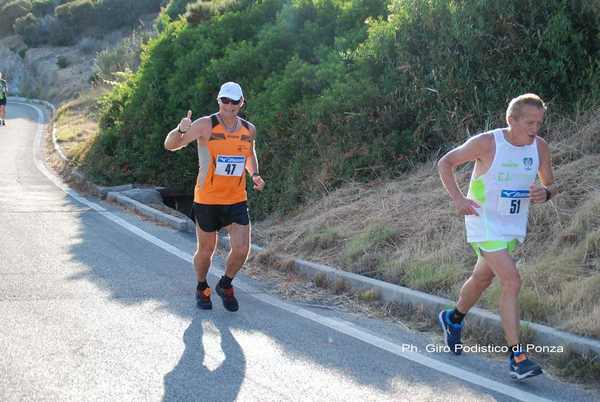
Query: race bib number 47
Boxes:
[
  {"xmin": 498, "ymin": 189, "xmax": 529, "ymax": 215},
  {"xmin": 215, "ymin": 155, "xmax": 245, "ymax": 177}
]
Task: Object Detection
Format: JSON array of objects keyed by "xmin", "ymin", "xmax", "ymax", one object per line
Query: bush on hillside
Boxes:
[
  {"xmin": 31, "ymin": 0, "xmax": 56, "ymax": 16},
  {"xmin": 45, "ymin": 14, "xmax": 77, "ymax": 45},
  {"xmin": 14, "ymin": 13, "xmax": 41, "ymax": 45},
  {"xmin": 29, "ymin": 0, "xmax": 162, "ymax": 45},
  {"xmin": 94, "ymin": 29, "xmax": 154, "ymax": 82},
  {"xmin": 15, "ymin": 9, "xmax": 74, "ymax": 46},
  {"xmin": 93, "ymin": 0, "xmax": 162, "ymax": 32},
  {"xmin": 54, "ymin": 0, "xmax": 96, "ymax": 30},
  {"xmin": 185, "ymin": 0, "xmax": 242, "ymax": 24},
  {"xmin": 89, "ymin": 0, "xmax": 600, "ymax": 218},
  {"xmin": 164, "ymin": 0, "xmax": 195, "ymax": 19},
  {"xmin": 0, "ymin": 0, "xmax": 32, "ymax": 36}
]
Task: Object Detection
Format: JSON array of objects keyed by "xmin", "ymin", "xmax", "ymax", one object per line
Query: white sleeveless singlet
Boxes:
[{"xmin": 465, "ymin": 129, "xmax": 539, "ymax": 243}]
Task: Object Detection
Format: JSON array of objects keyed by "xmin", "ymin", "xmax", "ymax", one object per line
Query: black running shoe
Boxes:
[
  {"xmin": 196, "ymin": 287, "xmax": 212, "ymax": 310},
  {"xmin": 509, "ymin": 351, "xmax": 543, "ymax": 380},
  {"xmin": 216, "ymin": 283, "xmax": 239, "ymax": 312}
]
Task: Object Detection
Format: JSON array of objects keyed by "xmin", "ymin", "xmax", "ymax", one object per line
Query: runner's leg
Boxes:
[
  {"xmin": 456, "ymin": 257, "xmax": 495, "ymax": 314},
  {"xmin": 193, "ymin": 225, "xmax": 218, "ymax": 282},
  {"xmin": 224, "ymin": 222, "xmax": 250, "ymax": 278},
  {"xmin": 480, "ymin": 250, "xmax": 521, "ymax": 345}
]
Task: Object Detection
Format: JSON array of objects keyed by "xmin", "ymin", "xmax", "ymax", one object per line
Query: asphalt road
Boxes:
[{"xmin": 0, "ymin": 101, "xmax": 597, "ymax": 402}]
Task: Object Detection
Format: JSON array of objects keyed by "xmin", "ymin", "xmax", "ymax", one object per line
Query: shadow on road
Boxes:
[{"xmin": 162, "ymin": 315, "xmax": 246, "ymax": 402}]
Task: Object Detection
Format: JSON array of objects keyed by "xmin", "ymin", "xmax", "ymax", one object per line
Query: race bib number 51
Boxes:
[
  {"xmin": 215, "ymin": 155, "xmax": 245, "ymax": 177},
  {"xmin": 498, "ymin": 189, "xmax": 529, "ymax": 215}
]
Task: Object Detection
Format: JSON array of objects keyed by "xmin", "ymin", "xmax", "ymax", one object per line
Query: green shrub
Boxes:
[
  {"xmin": 31, "ymin": 0, "xmax": 56, "ymax": 16},
  {"xmin": 94, "ymin": 0, "xmax": 162, "ymax": 32},
  {"xmin": 45, "ymin": 14, "xmax": 76, "ymax": 45},
  {"xmin": 88, "ymin": 0, "xmax": 600, "ymax": 219},
  {"xmin": 52, "ymin": 0, "xmax": 161, "ymax": 45},
  {"xmin": 164, "ymin": 0, "xmax": 194, "ymax": 19},
  {"xmin": 56, "ymin": 55, "xmax": 69, "ymax": 68},
  {"xmin": 54, "ymin": 0, "xmax": 96, "ymax": 26},
  {"xmin": 14, "ymin": 12, "xmax": 41, "ymax": 46},
  {"xmin": 185, "ymin": 0, "xmax": 241, "ymax": 24},
  {"xmin": 0, "ymin": 0, "xmax": 32, "ymax": 36},
  {"xmin": 94, "ymin": 29, "xmax": 154, "ymax": 82}
]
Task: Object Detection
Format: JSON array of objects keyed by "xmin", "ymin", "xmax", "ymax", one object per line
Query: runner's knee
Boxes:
[
  {"xmin": 194, "ymin": 246, "xmax": 215, "ymax": 261},
  {"xmin": 230, "ymin": 244, "xmax": 249, "ymax": 261},
  {"xmin": 499, "ymin": 273, "xmax": 521, "ymax": 294}
]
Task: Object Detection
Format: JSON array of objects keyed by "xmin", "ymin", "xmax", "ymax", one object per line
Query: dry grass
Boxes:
[
  {"xmin": 54, "ymin": 86, "xmax": 109, "ymax": 163},
  {"xmin": 254, "ymin": 108, "xmax": 600, "ymax": 339}
]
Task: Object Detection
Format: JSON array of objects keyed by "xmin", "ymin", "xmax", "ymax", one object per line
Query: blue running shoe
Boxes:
[
  {"xmin": 509, "ymin": 351, "xmax": 543, "ymax": 380},
  {"xmin": 438, "ymin": 309, "xmax": 463, "ymax": 355}
]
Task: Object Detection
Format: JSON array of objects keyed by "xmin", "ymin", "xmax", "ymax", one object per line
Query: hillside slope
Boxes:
[{"xmin": 253, "ymin": 108, "xmax": 600, "ymax": 339}]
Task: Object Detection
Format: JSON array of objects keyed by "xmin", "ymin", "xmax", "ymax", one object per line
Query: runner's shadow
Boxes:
[{"xmin": 162, "ymin": 313, "xmax": 245, "ymax": 402}]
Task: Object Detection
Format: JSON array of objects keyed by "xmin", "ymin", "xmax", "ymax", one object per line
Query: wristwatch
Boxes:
[{"xmin": 252, "ymin": 173, "xmax": 260, "ymax": 177}]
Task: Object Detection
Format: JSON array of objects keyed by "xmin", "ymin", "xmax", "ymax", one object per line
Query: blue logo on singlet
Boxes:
[
  {"xmin": 500, "ymin": 190, "xmax": 529, "ymax": 198},
  {"xmin": 217, "ymin": 156, "xmax": 245, "ymax": 164},
  {"xmin": 523, "ymin": 157, "xmax": 533, "ymax": 170}
]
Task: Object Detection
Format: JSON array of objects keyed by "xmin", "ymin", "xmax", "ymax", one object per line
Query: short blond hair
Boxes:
[{"xmin": 506, "ymin": 93, "xmax": 546, "ymax": 122}]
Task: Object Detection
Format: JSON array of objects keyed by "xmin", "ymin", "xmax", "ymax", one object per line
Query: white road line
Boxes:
[{"xmin": 22, "ymin": 101, "xmax": 554, "ymax": 402}]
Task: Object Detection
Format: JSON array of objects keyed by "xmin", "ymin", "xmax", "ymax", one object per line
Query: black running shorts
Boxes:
[
  {"xmin": 191, "ymin": 201, "xmax": 250, "ymax": 232},
  {"xmin": 0, "ymin": 98, "xmax": 6, "ymax": 106}
]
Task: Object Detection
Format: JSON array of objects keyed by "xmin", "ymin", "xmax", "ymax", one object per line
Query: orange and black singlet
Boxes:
[{"xmin": 194, "ymin": 114, "xmax": 255, "ymax": 205}]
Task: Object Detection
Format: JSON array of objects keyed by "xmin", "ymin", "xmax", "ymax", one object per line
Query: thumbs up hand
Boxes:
[{"xmin": 178, "ymin": 110, "xmax": 193, "ymax": 133}]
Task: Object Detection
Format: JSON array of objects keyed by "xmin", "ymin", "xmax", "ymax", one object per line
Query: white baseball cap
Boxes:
[{"xmin": 217, "ymin": 82, "xmax": 244, "ymax": 101}]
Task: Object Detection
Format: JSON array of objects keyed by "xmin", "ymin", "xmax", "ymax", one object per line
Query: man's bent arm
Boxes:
[
  {"xmin": 164, "ymin": 117, "xmax": 209, "ymax": 151},
  {"xmin": 438, "ymin": 135, "xmax": 488, "ymax": 201}
]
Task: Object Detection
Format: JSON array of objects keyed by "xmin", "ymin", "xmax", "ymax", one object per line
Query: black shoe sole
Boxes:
[
  {"xmin": 196, "ymin": 300, "xmax": 212, "ymax": 310},
  {"xmin": 510, "ymin": 368, "xmax": 543, "ymax": 381}
]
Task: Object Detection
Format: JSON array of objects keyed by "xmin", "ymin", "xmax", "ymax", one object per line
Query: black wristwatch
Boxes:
[
  {"xmin": 544, "ymin": 187, "xmax": 552, "ymax": 202},
  {"xmin": 252, "ymin": 172, "xmax": 260, "ymax": 177}
]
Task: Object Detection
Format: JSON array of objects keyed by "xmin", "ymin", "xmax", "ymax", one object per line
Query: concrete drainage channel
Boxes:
[
  {"xmin": 69, "ymin": 172, "xmax": 196, "ymax": 233},
  {"xmin": 22, "ymin": 95, "xmax": 600, "ymax": 361}
]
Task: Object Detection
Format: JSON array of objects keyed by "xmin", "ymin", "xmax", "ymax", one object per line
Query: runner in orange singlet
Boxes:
[{"xmin": 164, "ymin": 82, "xmax": 265, "ymax": 312}]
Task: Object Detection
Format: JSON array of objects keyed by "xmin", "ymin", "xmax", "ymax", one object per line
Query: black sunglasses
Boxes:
[{"xmin": 220, "ymin": 97, "xmax": 242, "ymax": 105}]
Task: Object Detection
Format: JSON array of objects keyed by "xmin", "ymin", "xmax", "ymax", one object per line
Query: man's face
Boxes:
[
  {"xmin": 509, "ymin": 105, "xmax": 545, "ymax": 142},
  {"xmin": 218, "ymin": 97, "xmax": 243, "ymax": 117}
]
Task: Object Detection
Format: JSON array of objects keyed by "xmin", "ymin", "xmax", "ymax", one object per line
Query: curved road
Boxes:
[{"xmin": 0, "ymin": 101, "xmax": 597, "ymax": 401}]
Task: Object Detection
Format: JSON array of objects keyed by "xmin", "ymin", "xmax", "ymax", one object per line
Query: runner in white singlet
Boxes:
[{"xmin": 437, "ymin": 94, "xmax": 556, "ymax": 381}]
